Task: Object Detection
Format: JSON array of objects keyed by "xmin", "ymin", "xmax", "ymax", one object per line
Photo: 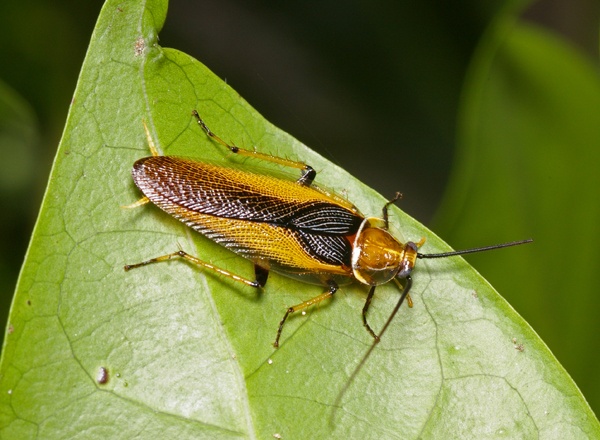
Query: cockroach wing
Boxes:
[{"xmin": 132, "ymin": 156, "xmax": 364, "ymax": 279}]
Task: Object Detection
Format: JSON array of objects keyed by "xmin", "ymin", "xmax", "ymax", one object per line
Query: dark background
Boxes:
[{"xmin": 1, "ymin": 0, "xmax": 598, "ymax": 414}]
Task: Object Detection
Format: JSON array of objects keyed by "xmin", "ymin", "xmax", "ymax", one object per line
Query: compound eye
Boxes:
[{"xmin": 395, "ymin": 242, "xmax": 418, "ymax": 279}]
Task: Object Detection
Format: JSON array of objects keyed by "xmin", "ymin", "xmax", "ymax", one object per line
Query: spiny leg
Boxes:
[
  {"xmin": 382, "ymin": 192, "xmax": 402, "ymax": 230},
  {"xmin": 124, "ymin": 249, "xmax": 265, "ymax": 289},
  {"xmin": 192, "ymin": 110, "xmax": 316, "ymax": 186},
  {"xmin": 393, "ymin": 278, "xmax": 413, "ymax": 308},
  {"xmin": 254, "ymin": 264, "xmax": 269, "ymax": 288},
  {"xmin": 362, "ymin": 278, "xmax": 415, "ymax": 341},
  {"xmin": 142, "ymin": 119, "xmax": 160, "ymax": 157},
  {"xmin": 362, "ymin": 286, "xmax": 380, "ymax": 341},
  {"xmin": 274, "ymin": 280, "xmax": 338, "ymax": 348}
]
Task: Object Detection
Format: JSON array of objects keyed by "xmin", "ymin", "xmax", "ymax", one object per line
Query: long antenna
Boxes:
[
  {"xmin": 330, "ymin": 277, "xmax": 413, "ymax": 426},
  {"xmin": 330, "ymin": 237, "xmax": 533, "ymax": 425},
  {"xmin": 418, "ymin": 239, "xmax": 533, "ymax": 259}
]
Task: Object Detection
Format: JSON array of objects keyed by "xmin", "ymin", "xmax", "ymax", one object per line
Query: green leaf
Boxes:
[
  {"xmin": 433, "ymin": 11, "xmax": 600, "ymax": 421},
  {"xmin": 1, "ymin": 0, "xmax": 598, "ymax": 438}
]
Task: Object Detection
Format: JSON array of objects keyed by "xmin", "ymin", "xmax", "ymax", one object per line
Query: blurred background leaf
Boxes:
[
  {"xmin": 0, "ymin": 79, "xmax": 39, "ymax": 323},
  {"xmin": 433, "ymin": 7, "xmax": 600, "ymax": 418},
  {"xmin": 1, "ymin": 0, "xmax": 599, "ymax": 419}
]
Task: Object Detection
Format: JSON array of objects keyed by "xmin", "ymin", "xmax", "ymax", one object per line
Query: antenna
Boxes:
[
  {"xmin": 330, "ymin": 237, "xmax": 533, "ymax": 425},
  {"xmin": 418, "ymin": 239, "xmax": 533, "ymax": 259}
]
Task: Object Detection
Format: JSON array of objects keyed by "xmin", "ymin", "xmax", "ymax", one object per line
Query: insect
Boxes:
[{"xmin": 124, "ymin": 110, "xmax": 532, "ymax": 349}]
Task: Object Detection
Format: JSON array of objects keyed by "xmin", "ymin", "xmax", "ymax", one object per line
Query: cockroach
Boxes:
[{"xmin": 124, "ymin": 110, "xmax": 531, "ymax": 350}]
